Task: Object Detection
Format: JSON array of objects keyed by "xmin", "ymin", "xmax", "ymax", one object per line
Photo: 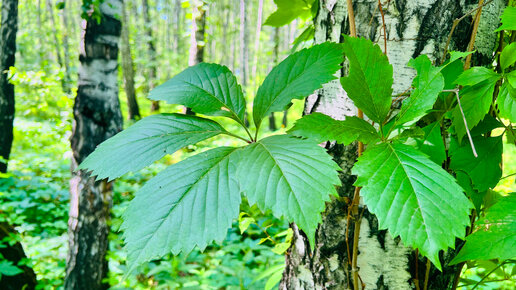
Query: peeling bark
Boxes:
[
  {"xmin": 65, "ymin": 1, "xmax": 123, "ymax": 289},
  {"xmin": 280, "ymin": 1, "xmax": 503, "ymax": 289}
]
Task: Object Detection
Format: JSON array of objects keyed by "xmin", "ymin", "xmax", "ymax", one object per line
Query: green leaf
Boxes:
[
  {"xmin": 450, "ymin": 136, "xmax": 503, "ymax": 192},
  {"xmin": 0, "ymin": 260, "xmax": 23, "ymax": 276},
  {"xmin": 253, "ymin": 42, "xmax": 343, "ymax": 129},
  {"xmin": 288, "ymin": 112, "xmax": 380, "ymax": 144},
  {"xmin": 78, "ymin": 114, "xmax": 227, "ymax": 181},
  {"xmin": 353, "ymin": 143, "xmax": 472, "ymax": 269},
  {"xmin": 500, "ymin": 42, "xmax": 516, "ymax": 71},
  {"xmin": 455, "ymin": 172, "xmax": 486, "ymax": 212},
  {"xmin": 447, "ymin": 51, "xmax": 475, "ymax": 64},
  {"xmin": 452, "ymin": 78, "xmax": 499, "ymax": 142},
  {"xmin": 507, "ymin": 70, "xmax": 516, "ymax": 88},
  {"xmin": 237, "ymin": 135, "xmax": 341, "ymax": 247},
  {"xmin": 263, "ymin": 0, "xmax": 314, "ymax": 27},
  {"xmin": 415, "ymin": 122, "xmax": 446, "ymax": 165},
  {"xmin": 340, "ymin": 36, "xmax": 393, "ymax": 123},
  {"xmin": 470, "ymin": 115, "xmax": 504, "ymax": 137},
  {"xmin": 395, "ymin": 55, "xmax": 444, "ymax": 126},
  {"xmin": 271, "ymin": 242, "xmax": 291, "ymax": 255},
  {"xmin": 122, "ymin": 147, "xmax": 241, "ymax": 272},
  {"xmin": 148, "ymin": 63, "xmax": 246, "ymax": 125},
  {"xmin": 238, "ymin": 213, "xmax": 256, "ymax": 234},
  {"xmin": 495, "ymin": 6, "xmax": 516, "ymax": 32},
  {"xmin": 497, "ymin": 82, "xmax": 516, "ymax": 123},
  {"xmin": 450, "ymin": 194, "xmax": 516, "ymax": 264},
  {"xmin": 454, "ymin": 67, "xmax": 500, "ymax": 87}
]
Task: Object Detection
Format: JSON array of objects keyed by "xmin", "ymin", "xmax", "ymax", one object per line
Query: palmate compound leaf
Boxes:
[
  {"xmin": 395, "ymin": 55, "xmax": 444, "ymax": 127},
  {"xmin": 78, "ymin": 113, "xmax": 227, "ymax": 181},
  {"xmin": 236, "ymin": 135, "xmax": 341, "ymax": 247},
  {"xmin": 148, "ymin": 63, "xmax": 247, "ymax": 126},
  {"xmin": 353, "ymin": 143, "xmax": 473, "ymax": 269},
  {"xmin": 340, "ymin": 35, "xmax": 393, "ymax": 124},
  {"xmin": 252, "ymin": 42, "xmax": 344, "ymax": 129},
  {"xmin": 450, "ymin": 194, "xmax": 516, "ymax": 264},
  {"xmin": 287, "ymin": 112, "xmax": 380, "ymax": 144},
  {"xmin": 122, "ymin": 147, "xmax": 241, "ymax": 273}
]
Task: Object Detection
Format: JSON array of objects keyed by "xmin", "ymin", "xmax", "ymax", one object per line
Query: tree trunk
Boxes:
[
  {"xmin": 142, "ymin": 0, "xmax": 159, "ymax": 112},
  {"xmin": 239, "ymin": 0, "xmax": 249, "ymax": 87},
  {"xmin": 268, "ymin": 27, "xmax": 280, "ymax": 131},
  {"xmin": 229, "ymin": 4, "xmax": 236, "ymax": 71},
  {"xmin": 65, "ymin": 1, "xmax": 123, "ymax": 289},
  {"xmin": 45, "ymin": 0, "xmax": 67, "ymax": 89},
  {"xmin": 60, "ymin": 0, "xmax": 72, "ymax": 93},
  {"xmin": 251, "ymin": 0, "xmax": 263, "ymax": 83},
  {"xmin": 0, "ymin": 0, "xmax": 17, "ymax": 173},
  {"xmin": 173, "ymin": 0, "xmax": 182, "ymax": 67},
  {"xmin": 0, "ymin": 4, "xmax": 37, "ymax": 289},
  {"xmin": 280, "ymin": 1, "xmax": 504, "ymax": 289},
  {"xmin": 121, "ymin": 0, "xmax": 141, "ymax": 120},
  {"xmin": 185, "ymin": 0, "xmax": 206, "ymax": 115}
]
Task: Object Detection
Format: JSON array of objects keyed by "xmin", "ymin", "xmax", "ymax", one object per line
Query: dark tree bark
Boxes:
[
  {"xmin": 280, "ymin": 0, "xmax": 504, "ymax": 289},
  {"xmin": 0, "ymin": 0, "xmax": 17, "ymax": 173},
  {"xmin": 65, "ymin": 1, "xmax": 123, "ymax": 289},
  {"xmin": 121, "ymin": 0, "xmax": 140, "ymax": 120},
  {"xmin": 185, "ymin": 0, "xmax": 206, "ymax": 115},
  {"xmin": 142, "ymin": 0, "xmax": 159, "ymax": 112},
  {"xmin": 0, "ymin": 1, "xmax": 36, "ymax": 289}
]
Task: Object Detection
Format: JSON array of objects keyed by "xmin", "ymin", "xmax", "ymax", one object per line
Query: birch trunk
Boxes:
[
  {"xmin": 121, "ymin": 0, "xmax": 140, "ymax": 120},
  {"xmin": 239, "ymin": 0, "xmax": 249, "ymax": 87},
  {"xmin": 66, "ymin": 1, "xmax": 123, "ymax": 288},
  {"xmin": 280, "ymin": 1, "xmax": 504, "ymax": 289},
  {"xmin": 142, "ymin": 0, "xmax": 159, "ymax": 111},
  {"xmin": 60, "ymin": 0, "xmax": 72, "ymax": 93}
]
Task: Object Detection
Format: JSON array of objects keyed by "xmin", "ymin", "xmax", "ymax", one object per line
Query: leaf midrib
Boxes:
[{"xmin": 130, "ymin": 148, "xmax": 237, "ymax": 263}]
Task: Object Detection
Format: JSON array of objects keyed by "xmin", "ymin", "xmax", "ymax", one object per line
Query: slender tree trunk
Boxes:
[
  {"xmin": 280, "ymin": 1, "xmax": 504, "ymax": 289},
  {"xmin": 239, "ymin": 0, "xmax": 249, "ymax": 87},
  {"xmin": 60, "ymin": 0, "xmax": 72, "ymax": 93},
  {"xmin": 45, "ymin": 0, "xmax": 67, "ymax": 84},
  {"xmin": 0, "ymin": 1, "xmax": 36, "ymax": 288},
  {"xmin": 66, "ymin": 1, "xmax": 123, "ymax": 289},
  {"xmin": 121, "ymin": 0, "xmax": 140, "ymax": 120},
  {"xmin": 185, "ymin": 0, "xmax": 206, "ymax": 115},
  {"xmin": 268, "ymin": 27, "xmax": 280, "ymax": 131},
  {"xmin": 251, "ymin": 0, "xmax": 263, "ymax": 83},
  {"xmin": 229, "ymin": 4, "xmax": 236, "ymax": 71},
  {"xmin": 173, "ymin": 0, "xmax": 182, "ymax": 67},
  {"xmin": 142, "ymin": 0, "xmax": 159, "ymax": 111}
]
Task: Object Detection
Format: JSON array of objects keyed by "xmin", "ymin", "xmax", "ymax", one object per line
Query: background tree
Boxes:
[
  {"xmin": 280, "ymin": 0, "xmax": 505, "ymax": 289},
  {"xmin": 65, "ymin": 0, "xmax": 123, "ymax": 288},
  {"xmin": 121, "ymin": 0, "xmax": 140, "ymax": 120},
  {"xmin": 142, "ymin": 0, "xmax": 159, "ymax": 112},
  {"xmin": 185, "ymin": 0, "xmax": 206, "ymax": 115},
  {"xmin": 0, "ymin": 1, "xmax": 37, "ymax": 288}
]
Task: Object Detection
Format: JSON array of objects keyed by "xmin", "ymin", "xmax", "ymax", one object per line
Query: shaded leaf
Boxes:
[
  {"xmin": 253, "ymin": 42, "xmax": 343, "ymax": 129},
  {"xmin": 353, "ymin": 143, "xmax": 472, "ymax": 269},
  {"xmin": 237, "ymin": 135, "xmax": 341, "ymax": 247},
  {"xmin": 340, "ymin": 35, "xmax": 393, "ymax": 123},
  {"xmin": 288, "ymin": 112, "xmax": 380, "ymax": 144},
  {"xmin": 78, "ymin": 114, "xmax": 227, "ymax": 181},
  {"xmin": 264, "ymin": 0, "xmax": 315, "ymax": 27},
  {"xmin": 415, "ymin": 122, "xmax": 446, "ymax": 165},
  {"xmin": 149, "ymin": 63, "xmax": 247, "ymax": 125},
  {"xmin": 450, "ymin": 194, "xmax": 516, "ymax": 264},
  {"xmin": 450, "ymin": 136, "xmax": 503, "ymax": 192},
  {"xmin": 122, "ymin": 147, "xmax": 241, "ymax": 272}
]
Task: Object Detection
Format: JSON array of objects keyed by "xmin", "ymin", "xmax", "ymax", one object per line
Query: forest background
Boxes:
[{"xmin": 0, "ymin": 0, "xmax": 514, "ymax": 289}]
